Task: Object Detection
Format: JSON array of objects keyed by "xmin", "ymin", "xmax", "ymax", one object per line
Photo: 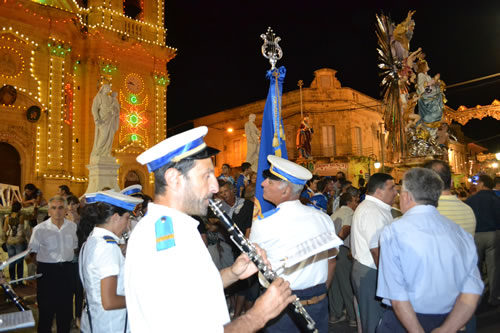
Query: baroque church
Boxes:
[{"xmin": 0, "ymin": 0, "xmax": 175, "ymax": 197}]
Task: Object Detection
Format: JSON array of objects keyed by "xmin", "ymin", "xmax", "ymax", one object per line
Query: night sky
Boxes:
[{"xmin": 164, "ymin": 1, "xmax": 500, "ymax": 151}]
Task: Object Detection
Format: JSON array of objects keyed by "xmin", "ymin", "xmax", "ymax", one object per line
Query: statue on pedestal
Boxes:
[
  {"xmin": 296, "ymin": 116, "xmax": 313, "ymax": 159},
  {"xmin": 90, "ymin": 84, "xmax": 120, "ymax": 158},
  {"xmin": 86, "ymin": 84, "xmax": 121, "ymax": 193},
  {"xmin": 245, "ymin": 113, "xmax": 260, "ymax": 169}
]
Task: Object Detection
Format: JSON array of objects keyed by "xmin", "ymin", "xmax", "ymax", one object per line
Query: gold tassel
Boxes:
[
  {"xmin": 279, "ymin": 125, "xmax": 285, "ymax": 140},
  {"xmin": 272, "ymin": 134, "xmax": 279, "ymax": 147}
]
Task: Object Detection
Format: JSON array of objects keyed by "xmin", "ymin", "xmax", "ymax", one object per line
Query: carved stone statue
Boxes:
[
  {"xmin": 245, "ymin": 114, "xmax": 260, "ymax": 169},
  {"xmin": 90, "ymin": 84, "xmax": 120, "ymax": 158}
]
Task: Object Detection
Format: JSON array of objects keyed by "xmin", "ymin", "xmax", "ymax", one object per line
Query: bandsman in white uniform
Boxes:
[
  {"xmin": 124, "ymin": 126, "xmax": 295, "ymax": 332},
  {"xmin": 78, "ymin": 191, "xmax": 142, "ymax": 333},
  {"xmin": 250, "ymin": 155, "xmax": 342, "ymax": 332}
]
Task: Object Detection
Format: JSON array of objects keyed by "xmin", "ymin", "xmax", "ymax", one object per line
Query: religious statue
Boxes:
[
  {"xmin": 376, "ymin": 11, "xmax": 447, "ymax": 158},
  {"xmin": 296, "ymin": 116, "xmax": 313, "ymax": 159},
  {"xmin": 415, "ymin": 57, "xmax": 445, "ymax": 139},
  {"xmin": 245, "ymin": 113, "xmax": 260, "ymax": 169},
  {"xmin": 390, "ymin": 10, "xmax": 416, "ymax": 61},
  {"xmin": 90, "ymin": 84, "xmax": 120, "ymax": 158}
]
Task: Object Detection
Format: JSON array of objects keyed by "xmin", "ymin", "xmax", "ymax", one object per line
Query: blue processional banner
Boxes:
[{"xmin": 254, "ymin": 66, "xmax": 287, "ymax": 216}]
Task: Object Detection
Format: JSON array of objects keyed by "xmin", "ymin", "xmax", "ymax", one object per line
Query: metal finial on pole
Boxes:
[
  {"xmin": 298, "ymin": 80, "xmax": 304, "ymax": 119},
  {"xmin": 260, "ymin": 27, "xmax": 283, "ymax": 70}
]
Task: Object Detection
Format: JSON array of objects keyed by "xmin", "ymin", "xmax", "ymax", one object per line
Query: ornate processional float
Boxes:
[{"xmin": 376, "ymin": 11, "xmax": 449, "ymax": 162}]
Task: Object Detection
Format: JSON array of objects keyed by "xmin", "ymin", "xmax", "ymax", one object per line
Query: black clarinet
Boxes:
[
  {"xmin": 208, "ymin": 199, "xmax": 318, "ymax": 333},
  {"xmin": 1, "ymin": 283, "xmax": 29, "ymax": 311}
]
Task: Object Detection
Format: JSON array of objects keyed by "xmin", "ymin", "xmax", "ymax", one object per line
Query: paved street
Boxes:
[{"xmin": 8, "ymin": 282, "xmax": 500, "ymax": 333}]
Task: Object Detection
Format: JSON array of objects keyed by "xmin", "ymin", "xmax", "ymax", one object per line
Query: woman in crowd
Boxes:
[
  {"xmin": 22, "ymin": 183, "xmax": 46, "ymax": 208},
  {"xmin": 66, "ymin": 195, "xmax": 81, "ymax": 224},
  {"xmin": 2, "ymin": 201, "xmax": 27, "ymax": 284},
  {"xmin": 78, "ymin": 191, "xmax": 142, "ymax": 333},
  {"xmin": 22, "ymin": 183, "xmax": 47, "ymax": 232}
]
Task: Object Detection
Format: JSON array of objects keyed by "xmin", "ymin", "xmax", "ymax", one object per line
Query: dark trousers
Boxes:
[
  {"xmin": 266, "ymin": 284, "xmax": 329, "ymax": 333},
  {"xmin": 351, "ymin": 260, "xmax": 385, "ymax": 333},
  {"xmin": 6, "ymin": 243, "xmax": 27, "ymax": 281},
  {"xmin": 37, "ymin": 262, "xmax": 74, "ymax": 333},
  {"xmin": 377, "ymin": 308, "xmax": 447, "ymax": 333},
  {"xmin": 491, "ymin": 230, "xmax": 500, "ymax": 304},
  {"xmin": 328, "ymin": 246, "xmax": 355, "ymax": 320},
  {"xmin": 72, "ymin": 262, "xmax": 83, "ymax": 319}
]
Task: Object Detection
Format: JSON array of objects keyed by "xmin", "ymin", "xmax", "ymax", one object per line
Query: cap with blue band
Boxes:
[
  {"xmin": 137, "ymin": 126, "xmax": 219, "ymax": 173},
  {"xmin": 265, "ymin": 155, "xmax": 312, "ymax": 185},
  {"xmin": 270, "ymin": 165, "xmax": 308, "ymax": 185},
  {"xmin": 85, "ymin": 191, "xmax": 143, "ymax": 211},
  {"xmin": 120, "ymin": 185, "xmax": 142, "ymax": 196}
]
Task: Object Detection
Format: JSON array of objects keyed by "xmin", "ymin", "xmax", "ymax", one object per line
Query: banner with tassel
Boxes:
[{"xmin": 254, "ymin": 66, "xmax": 288, "ymax": 215}]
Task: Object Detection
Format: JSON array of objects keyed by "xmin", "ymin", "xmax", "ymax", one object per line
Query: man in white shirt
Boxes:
[
  {"xmin": 29, "ymin": 195, "xmax": 78, "ymax": 333},
  {"xmin": 125, "ymin": 127, "xmax": 295, "ymax": 332},
  {"xmin": 351, "ymin": 173, "xmax": 397, "ymax": 333},
  {"xmin": 250, "ymin": 155, "xmax": 342, "ymax": 332}
]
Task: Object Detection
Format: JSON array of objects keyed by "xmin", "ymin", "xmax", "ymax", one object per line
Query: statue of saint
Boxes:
[
  {"xmin": 296, "ymin": 116, "xmax": 313, "ymax": 159},
  {"xmin": 415, "ymin": 59, "xmax": 444, "ymax": 139},
  {"xmin": 90, "ymin": 84, "xmax": 120, "ymax": 158},
  {"xmin": 245, "ymin": 114, "xmax": 260, "ymax": 168}
]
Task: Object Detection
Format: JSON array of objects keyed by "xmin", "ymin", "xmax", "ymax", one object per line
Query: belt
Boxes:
[
  {"xmin": 38, "ymin": 261, "xmax": 72, "ymax": 266},
  {"xmin": 299, "ymin": 293, "xmax": 326, "ymax": 306}
]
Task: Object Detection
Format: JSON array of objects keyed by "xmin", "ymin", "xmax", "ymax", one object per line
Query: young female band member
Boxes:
[{"xmin": 78, "ymin": 191, "xmax": 142, "ymax": 333}]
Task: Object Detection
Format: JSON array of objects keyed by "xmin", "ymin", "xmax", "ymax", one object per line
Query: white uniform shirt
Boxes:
[
  {"xmin": 29, "ymin": 218, "xmax": 77, "ymax": 263},
  {"xmin": 351, "ymin": 195, "xmax": 393, "ymax": 269},
  {"xmin": 331, "ymin": 205, "xmax": 354, "ymax": 248},
  {"xmin": 79, "ymin": 227, "xmax": 128, "ymax": 333},
  {"xmin": 249, "ymin": 200, "xmax": 338, "ymax": 290},
  {"xmin": 124, "ymin": 203, "xmax": 229, "ymax": 333}
]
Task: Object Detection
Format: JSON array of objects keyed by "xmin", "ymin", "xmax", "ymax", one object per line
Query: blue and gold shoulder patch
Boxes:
[
  {"xmin": 103, "ymin": 235, "xmax": 118, "ymax": 245},
  {"xmin": 258, "ymin": 207, "xmax": 280, "ymax": 220},
  {"xmin": 155, "ymin": 216, "xmax": 175, "ymax": 251}
]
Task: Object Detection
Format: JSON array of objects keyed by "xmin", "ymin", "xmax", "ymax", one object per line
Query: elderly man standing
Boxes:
[
  {"xmin": 351, "ymin": 173, "xmax": 397, "ymax": 333},
  {"xmin": 125, "ymin": 127, "xmax": 295, "ymax": 332},
  {"xmin": 29, "ymin": 195, "xmax": 78, "ymax": 333},
  {"xmin": 423, "ymin": 160, "xmax": 476, "ymax": 236},
  {"xmin": 376, "ymin": 168, "xmax": 483, "ymax": 332},
  {"xmin": 250, "ymin": 155, "xmax": 342, "ymax": 332}
]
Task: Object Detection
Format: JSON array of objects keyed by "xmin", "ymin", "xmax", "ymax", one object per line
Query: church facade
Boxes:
[{"xmin": 0, "ymin": 0, "xmax": 175, "ymax": 197}]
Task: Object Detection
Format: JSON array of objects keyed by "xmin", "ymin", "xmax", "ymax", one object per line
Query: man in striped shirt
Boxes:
[{"xmin": 423, "ymin": 160, "xmax": 476, "ymax": 236}]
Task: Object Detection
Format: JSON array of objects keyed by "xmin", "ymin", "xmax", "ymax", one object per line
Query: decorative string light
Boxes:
[
  {"xmin": 0, "ymin": 45, "xmax": 24, "ymax": 79},
  {"xmin": 119, "ymin": 87, "xmax": 150, "ymax": 148},
  {"xmin": 2, "ymin": 0, "xmax": 174, "ymax": 186}
]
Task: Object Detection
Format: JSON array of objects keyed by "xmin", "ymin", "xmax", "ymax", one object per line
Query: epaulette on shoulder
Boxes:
[
  {"xmin": 155, "ymin": 216, "xmax": 176, "ymax": 251},
  {"xmin": 258, "ymin": 207, "xmax": 280, "ymax": 220},
  {"xmin": 103, "ymin": 235, "xmax": 118, "ymax": 245}
]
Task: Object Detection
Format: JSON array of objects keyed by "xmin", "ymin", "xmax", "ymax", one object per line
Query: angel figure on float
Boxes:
[{"xmin": 391, "ymin": 10, "xmax": 416, "ymax": 61}]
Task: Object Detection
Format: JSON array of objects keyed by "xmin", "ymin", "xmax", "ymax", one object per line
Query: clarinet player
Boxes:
[{"xmin": 124, "ymin": 126, "xmax": 295, "ymax": 332}]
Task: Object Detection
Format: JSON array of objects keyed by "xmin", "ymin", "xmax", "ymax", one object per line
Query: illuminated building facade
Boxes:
[
  {"xmin": 0, "ymin": 0, "xmax": 175, "ymax": 197},
  {"xmin": 194, "ymin": 68, "xmax": 386, "ymax": 182}
]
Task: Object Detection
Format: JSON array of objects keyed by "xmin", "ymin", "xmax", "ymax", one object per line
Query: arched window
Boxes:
[{"xmin": 123, "ymin": 0, "xmax": 142, "ymax": 20}]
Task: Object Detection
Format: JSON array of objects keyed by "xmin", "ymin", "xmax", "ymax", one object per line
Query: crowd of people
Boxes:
[{"xmin": 0, "ymin": 125, "xmax": 499, "ymax": 333}]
